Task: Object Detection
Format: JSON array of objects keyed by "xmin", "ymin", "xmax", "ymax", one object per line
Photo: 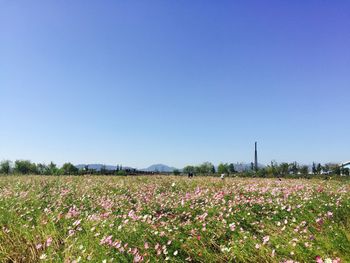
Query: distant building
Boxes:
[{"xmin": 341, "ymin": 161, "xmax": 350, "ymax": 168}]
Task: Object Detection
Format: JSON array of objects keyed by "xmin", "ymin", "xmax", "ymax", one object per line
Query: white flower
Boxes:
[{"xmin": 173, "ymin": 250, "xmax": 178, "ymax": 256}]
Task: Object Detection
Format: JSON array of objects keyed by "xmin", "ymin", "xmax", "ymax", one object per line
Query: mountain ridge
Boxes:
[{"xmin": 142, "ymin": 164, "xmax": 177, "ymax": 172}]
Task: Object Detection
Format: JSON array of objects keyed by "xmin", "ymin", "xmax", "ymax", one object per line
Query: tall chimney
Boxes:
[{"xmin": 254, "ymin": 142, "xmax": 258, "ymax": 171}]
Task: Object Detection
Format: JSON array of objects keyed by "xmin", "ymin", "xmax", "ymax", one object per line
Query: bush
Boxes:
[
  {"xmin": 173, "ymin": 169, "xmax": 181, "ymax": 176},
  {"xmin": 116, "ymin": 170, "xmax": 127, "ymax": 176}
]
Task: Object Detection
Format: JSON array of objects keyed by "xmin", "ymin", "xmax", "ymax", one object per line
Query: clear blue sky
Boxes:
[{"xmin": 1, "ymin": 1, "xmax": 349, "ymax": 168}]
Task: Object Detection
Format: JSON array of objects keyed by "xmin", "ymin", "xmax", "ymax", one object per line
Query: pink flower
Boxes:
[
  {"xmin": 100, "ymin": 235, "xmax": 113, "ymax": 245},
  {"xmin": 133, "ymin": 253, "xmax": 144, "ymax": 263},
  {"xmin": 198, "ymin": 212, "xmax": 208, "ymax": 221},
  {"xmin": 73, "ymin": 219, "xmax": 81, "ymax": 226},
  {"xmin": 128, "ymin": 210, "xmax": 138, "ymax": 220},
  {"xmin": 255, "ymin": 244, "xmax": 260, "ymax": 249},
  {"xmin": 144, "ymin": 242, "xmax": 149, "ymax": 249},
  {"xmin": 262, "ymin": 235, "xmax": 269, "ymax": 245},
  {"xmin": 46, "ymin": 237, "xmax": 53, "ymax": 247},
  {"xmin": 316, "ymin": 218, "xmax": 323, "ymax": 225},
  {"xmin": 36, "ymin": 243, "xmax": 42, "ymax": 249},
  {"xmin": 316, "ymin": 256, "xmax": 324, "ymax": 263},
  {"xmin": 112, "ymin": 241, "xmax": 121, "ymax": 249},
  {"xmin": 327, "ymin": 211, "xmax": 333, "ymax": 218},
  {"xmin": 68, "ymin": 229, "xmax": 75, "ymax": 236},
  {"xmin": 66, "ymin": 206, "xmax": 80, "ymax": 219}
]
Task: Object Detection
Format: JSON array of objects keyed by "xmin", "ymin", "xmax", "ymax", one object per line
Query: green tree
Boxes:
[
  {"xmin": 217, "ymin": 163, "xmax": 229, "ymax": 174},
  {"xmin": 198, "ymin": 162, "xmax": 215, "ymax": 175},
  {"xmin": 210, "ymin": 165, "xmax": 216, "ymax": 174},
  {"xmin": 266, "ymin": 161, "xmax": 279, "ymax": 177},
  {"xmin": 316, "ymin": 163, "xmax": 322, "ymax": 174},
  {"xmin": 194, "ymin": 166, "xmax": 200, "ymax": 174},
  {"xmin": 37, "ymin": 163, "xmax": 49, "ymax": 175},
  {"xmin": 173, "ymin": 169, "xmax": 181, "ymax": 176},
  {"xmin": 14, "ymin": 160, "xmax": 37, "ymax": 174},
  {"xmin": 279, "ymin": 163, "xmax": 289, "ymax": 175},
  {"xmin": 300, "ymin": 165, "xmax": 309, "ymax": 176},
  {"xmin": 257, "ymin": 168, "xmax": 267, "ymax": 178},
  {"xmin": 312, "ymin": 162, "xmax": 317, "ymax": 174},
  {"xmin": 250, "ymin": 162, "xmax": 254, "ymax": 171},
  {"xmin": 100, "ymin": 165, "xmax": 107, "ymax": 175},
  {"xmin": 61, "ymin": 163, "xmax": 78, "ymax": 175},
  {"xmin": 116, "ymin": 170, "xmax": 127, "ymax": 176},
  {"xmin": 48, "ymin": 162, "xmax": 58, "ymax": 175},
  {"xmin": 323, "ymin": 164, "xmax": 330, "ymax": 174},
  {"xmin": 289, "ymin": 162, "xmax": 299, "ymax": 175},
  {"xmin": 0, "ymin": 160, "xmax": 11, "ymax": 175},
  {"xmin": 329, "ymin": 164, "xmax": 341, "ymax": 175},
  {"xmin": 228, "ymin": 163, "xmax": 236, "ymax": 174},
  {"xmin": 183, "ymin": 165, "xmax": 195, "ymax": 174}
]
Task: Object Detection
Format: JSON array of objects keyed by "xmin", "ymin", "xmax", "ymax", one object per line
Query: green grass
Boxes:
[{"xmin": 0, "ymin": 176, "xmax": 349, "ymax": 262}]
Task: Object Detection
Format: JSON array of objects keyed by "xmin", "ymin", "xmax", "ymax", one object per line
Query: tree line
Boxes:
[
  {"xmin": 182, "ymin": 162, "xmax": 236, "ymax": 175},
  {"xmin": 0, "ymin": 159, "xmax": 348, "ymax": 177},
  {"xmin": 182, "ymin": 161, "xmax": 349, "ymax": 177},
  {"xmin": 0, "ymin": 160, "xmax": 142, "ymax": 176},
  {"xmin": 260, "ymin": 161, "xmax": 349, "ymax": 177}
]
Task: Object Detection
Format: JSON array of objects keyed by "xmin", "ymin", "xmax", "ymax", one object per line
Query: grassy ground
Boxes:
[{"xmin": 0, "ymin": 176, "xmax": 349, "ymax": 263}]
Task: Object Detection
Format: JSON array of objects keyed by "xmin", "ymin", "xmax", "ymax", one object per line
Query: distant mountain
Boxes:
[
  {"xmin": 75, "ymin": 164, "xmax": 133, "ymax": 171},
  {"xmin": 142, "ymin": 164, "xmax": 178, "ymax": 172}
]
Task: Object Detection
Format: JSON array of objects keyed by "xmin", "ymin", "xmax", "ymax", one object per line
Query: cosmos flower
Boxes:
[
  {"xmin": 46, "ymin": 237, "xmax": 53, "ymax": 247},
  {"xmin": 316, "ymin": 256, "xmax": 324, "ymax": 263},
  {"xmin": 262, "ymin": 235, "xmax": 269, "ymax": 244},
  {"xmin": 326, "ymin": 211, "xmax": 333, "ymax": 218}
]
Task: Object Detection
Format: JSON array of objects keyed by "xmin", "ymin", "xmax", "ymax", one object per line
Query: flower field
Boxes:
[{"xmin": 0, "ymin": 176, "xmax": 349, "ymax": 263}]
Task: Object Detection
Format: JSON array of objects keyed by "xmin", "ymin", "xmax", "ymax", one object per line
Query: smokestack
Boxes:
[{"xmin": 254, "ymin": 142, "xmax": 258, "ymax": 171}]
